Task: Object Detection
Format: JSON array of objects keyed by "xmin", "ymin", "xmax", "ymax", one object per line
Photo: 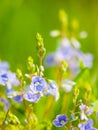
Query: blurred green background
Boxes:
[{"xmin": 0, "ymin": 0, "xmax": 98, "ymax": 71}]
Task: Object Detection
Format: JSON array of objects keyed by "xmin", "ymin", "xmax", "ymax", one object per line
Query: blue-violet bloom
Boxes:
[{"xmin": 53, "ymin": 114, "xmax": 68, "ymax": 127}]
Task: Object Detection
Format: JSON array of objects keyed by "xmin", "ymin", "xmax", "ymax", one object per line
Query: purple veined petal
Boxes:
[
  {"xmin": 24, "ymin": 91, "xmax": 42, "ymax": 102},
  {"xmin": 30, "ymin": 76, "xmax": 47, "ymax": 93},
  {"xmin": 56, "ymin": 114, "xmax": 68, "ymax": 122},
  {"xmin": 53, "ymin": 119, "xmax": 63, "ymax": 127},
  {"xmin": 53, "ymin": 114, "xmax": 68, "ymax": 127}
]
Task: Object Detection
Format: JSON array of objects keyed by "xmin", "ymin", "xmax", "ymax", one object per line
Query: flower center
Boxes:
[
  {"xmin": 35, "ymin": 82, "xmax": 40, "ymax": 86},
  {"xmin": 61, "ymin": 120, "xmax": 65, "ymax": 125}
]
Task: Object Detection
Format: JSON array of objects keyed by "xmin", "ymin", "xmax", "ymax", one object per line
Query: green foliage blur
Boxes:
[
  {"xmin": 0, "ymin": 1, "xmax": 98, "ymax": 129},
  {"xmin": 0, "ymin": 0, "xmax": 98, "ymax": 91}
]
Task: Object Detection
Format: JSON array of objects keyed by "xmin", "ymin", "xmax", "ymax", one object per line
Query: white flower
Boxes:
[
  {"xmin": 50, "ymin": 30, "xmax": 60, "ymax": 37},
  {"xmin": 61, "ymin": 79, "xmax": 76, "ymax": 92}
]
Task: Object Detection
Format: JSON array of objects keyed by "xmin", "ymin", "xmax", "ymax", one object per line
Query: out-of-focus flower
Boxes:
[
  {"xmin": 78, "ymin": 119, "xmax": 96, "ymax": 130},
  {"xmin": 58, "ymin": 38, "xmax": 71, "ymax": 48},
  {"xmin": 53, "ymin": 114, "xmax": 68, "ymax": 127},
  {"xmin": 13, "ymin": 95, "xmax": 23, "ymax": 103},
  {"xmin": 45, "ymin": 80, "xmax": 59, "ymax": 101},
  {"xmin": 45, "ymin": 53, "xmax": 55, "ymax": 67},
  {"xmin": 0, "ymin": 61, "xmax": 9, "ymax": 72},
  {"xmin": 24, "ymin": 91, "xmax": 42, "ymax": 102},
  {"xmin": 71, "ymin": 38, "xmax": 81, "ymax": 49},
  {"xmin": 61, "ymin": 79, "xmax": 76, "ymax": 92},
  {"xmin": 0, "ymin": 73, "xmax": 8, "ymax": 85},
  {"xmin": 30, "ymin": 76, "xmax": 47, "ymax": 93},
  {"xmin": 6, "ymin": 88, "xmax": 18, "ymax": 98},
  {"xmin": 79, "ymin": 104, "xmax": 93, "ymax": 120},
  {"xmin": 79, "ymin": 31, "xmax": 88, "ymax": 39},
  {"xmin": 45, "ymin": 35, "xmax": 93, "ymax": 77},
  {"xmin": 7, "ymin": 71, "xmax": 20, "ymax": 86},
  {"xmin": 0, "ymin": 98, "xmax": 10, "ymax": 111},
  {"xmin": 81, "ymin": 53, "xmax": 93, "ymax": 68},
  {"xmin": 50, "ymin": 30, "xmax": 60, "ymax": 37}
]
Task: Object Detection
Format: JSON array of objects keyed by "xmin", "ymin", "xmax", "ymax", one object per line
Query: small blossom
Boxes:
[
  {"xmin": 30, "ymin": 76, "xmax": 47, "ymax": 93},
  {"xmin": 0, "ymin": 61, "xmax": 9, "ymax": 72},
  {"xmin": 45, "ymin": 80, "xmax": 59, "ymax": 101},
  {"xmin": 13, "ymin": 95, "xmax": 23, "ymax": 103},
  {"xmin": 7, "ymin": 71, "xmax": 20, "ymax": 86},
  {"xmin": 53, "ymin": 114, "xmax": 68, "ymax": 127},
  {"xmin": 78, "ymin": 119, "xmax": 96, "ymax": 130},
  {"xmin": 24, "ymin": 91, "xmax": 42, "ymax": 102},
  {"xmin": 79, "ymin": 104, "xmax": 93, "ymax": 120},
  {"xmin": 61, "ymin": 79, "xmax": 76, "ymax": 92}
]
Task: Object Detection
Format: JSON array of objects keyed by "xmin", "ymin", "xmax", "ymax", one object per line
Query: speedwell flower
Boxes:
[
  {"xmin": 53, "ymin": 114, "xmax": 68, "ymax": 127},
  {"xmin": 45, "ymin": 80, "xmax": 59, "ymax": 101},
  {"xmin": 30, "ymin": 76, "xmax": 47, "ymax": 93},
  {"xmin": 79, "ymin": 104, "xmax": 93, "ymax": 120},
  {"xmin": 78, "ymin": 119, "xmax": 96, "ymax": 130},
  {"xmin": 24, "ymin": 91, "xmax": 42, "ymax": 102}
]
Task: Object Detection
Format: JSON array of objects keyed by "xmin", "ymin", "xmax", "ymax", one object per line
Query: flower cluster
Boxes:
[
  {"xmin": 24, "ymin": 76, "xmax": 59, "ymax": 102},
  {"xmin": 45, "ymin": 10, "xmax": 93, "ymax": 77},
  {"xmin": 0, "ymin": 14, "xmax": 97, "ymax": 130}
]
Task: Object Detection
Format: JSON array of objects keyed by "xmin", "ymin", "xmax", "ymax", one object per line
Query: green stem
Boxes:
[{"xmin": 2, "ymin": 109, "xmax": 9, "ymax": 125}]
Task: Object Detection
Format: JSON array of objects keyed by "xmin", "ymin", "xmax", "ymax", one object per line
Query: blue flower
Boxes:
[
  {"xmin": 30, "ymin": 76, "xmax": 47, "ymax": 93},
  {"xmin": 13, "ymin": 95, "xmax": 23, "ymax": 103},
  {"xmin": 45, "ymin": 80, "xmax": 59, "ymax": 101},
  {"xmin": 7, "ymin": 71, "xmax": 20, "ymax": 86},
  {"xmin": 53, "ymin": 114, "xmax": 68, "ymax": 127},
  {"xmin": 78, "ymin": 120, "xmax": 96, "ymax": 130},
  {"xmin": 0, "ymin": 73, "xmax": 8, "ymax": 85},
  {"xmin": 45, "ymin": 53, "xmax": 55, "ymax": 67},
  {"xmin": 82, "ymin": 53, "xmax": 93, "ymax": 68},
  {"xmin": 24, "ymin": 91, "xmax": 42, "ymax": 102},
  {"xmin": 0, "ymin": 61, "xmax": 9, "ymax": 72}
]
